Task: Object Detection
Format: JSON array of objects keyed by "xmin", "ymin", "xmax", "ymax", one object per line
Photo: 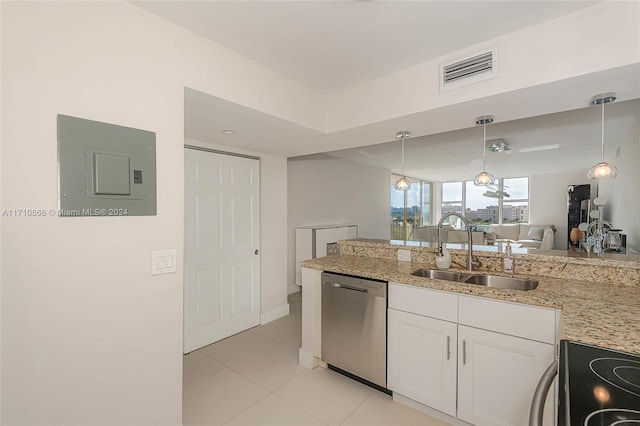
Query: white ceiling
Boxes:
[
  {"xmin": 320, "ymin": 98, "xmax": 640, "ymax": 182},
  {"xmin": 184, "ymin": 63, "xmax": 640, "ymax": 159},
  {"xmin": 141, "ymin": 0, "xmax": 638, "ymax": 174},
  {"xmin": 133, "ymin": 0, "xmax": 599, "ymax": 93}
]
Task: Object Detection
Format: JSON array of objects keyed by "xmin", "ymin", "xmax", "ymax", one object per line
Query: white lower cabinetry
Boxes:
[
  {"xmin": 388, "ymin": 282, "xmax": 557, "ymax": 426},
  {"xmin": 388, "ymin": 309, "xmax": 457, "ymax": 417},
  {"xmin": 457, "ymin": 325, "xmax": 554, "ymax": 426}
]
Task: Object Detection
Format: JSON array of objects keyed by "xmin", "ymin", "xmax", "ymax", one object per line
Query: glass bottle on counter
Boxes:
[{"xmin": 502, "ymin": 241, "xmax": 515, "ymax": 275}]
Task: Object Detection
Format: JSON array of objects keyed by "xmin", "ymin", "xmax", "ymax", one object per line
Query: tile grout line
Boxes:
[
  {"xmin": 219, "ymin": 387, "xmax": 272, "ymax": 426},
  {"xmin": 185, "ymin": 293, "xmax": 306, "ymax": 425},
  {"xmin": 337, "ymin": 387, "xmax": 375, "ymax": 425},
  {"xmin": 225, "ymin": 342, "xmax": 306, "ymax": 392}
]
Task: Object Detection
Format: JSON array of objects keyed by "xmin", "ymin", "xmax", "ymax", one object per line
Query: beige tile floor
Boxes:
[{"xmin": 183, "ymin": 291, "xmax": 451, "ymax": 426}]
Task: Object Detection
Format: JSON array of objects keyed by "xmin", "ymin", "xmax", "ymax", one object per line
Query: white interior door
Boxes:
[{"xmin": 184, "ymin": 148, "xmax": 260, "ymax": 353}]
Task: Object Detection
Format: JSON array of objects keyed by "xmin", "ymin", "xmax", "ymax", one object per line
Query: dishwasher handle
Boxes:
[
  {"xmin": 529, "ymin": 360, "xmax": 558, "ymax": 426},
  {"xmin": 322, "ymin": 281, "xmax": 368, "ymax": 293}
]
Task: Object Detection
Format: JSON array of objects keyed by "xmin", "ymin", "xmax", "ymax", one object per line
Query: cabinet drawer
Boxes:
[
  {"xmin": 389, "ymin": 282, "xmax": 458, "ymax": 322},
  {"xmin": 458, "ymin": 295, "xmax": 557, "ymax": 344}
]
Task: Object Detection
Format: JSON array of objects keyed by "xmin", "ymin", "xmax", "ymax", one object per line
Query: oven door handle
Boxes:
[{"xmin": 529, "ymin": 360, "xmax": 558, "ymax": 426}]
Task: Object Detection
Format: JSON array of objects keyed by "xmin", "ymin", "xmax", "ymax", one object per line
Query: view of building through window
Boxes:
[
  {"xmin": 442, "ymin": 177, "xmax": 529, "ymax": 230},
  {"xmin": 390, "ymin": 175, "xmax": 432, "ymax": 240},
  {"xmin": 391, "ymin": 176, "xmax": 528, "ymax": 240}
]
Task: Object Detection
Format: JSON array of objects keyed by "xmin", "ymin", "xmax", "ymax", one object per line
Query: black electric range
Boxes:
[{"xmin": 559, "ymin": 340, "xmax": 640, "ymax": 425}]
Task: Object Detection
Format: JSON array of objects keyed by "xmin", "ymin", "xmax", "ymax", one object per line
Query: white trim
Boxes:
[
  {"xmin": 260, "ymin": 303, "xmax": 289, "ymax": 325},
  {"xmin": 298, "ymin": 348, "xmax": 317, "ymax": 370},
  {"xmin": 288, "ymin": 284, "xmax": 301, "ymax": 295}
]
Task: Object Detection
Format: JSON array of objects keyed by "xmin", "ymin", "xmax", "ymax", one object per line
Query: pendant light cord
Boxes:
[
  {"xmin": 482, "ymin": 123, "xmax": 487, "ymax": 171},
  {"xmin": 601, "ymin": 100, "xmax": 605, "ymax": 162},
  {"xmin": 401, "ymin": 136, "xmax": 406, "ymax": 176}
]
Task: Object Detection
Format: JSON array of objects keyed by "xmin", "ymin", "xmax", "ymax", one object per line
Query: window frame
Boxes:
[
  {"xmin": 440, "ymin": 176, "xmax": 529, "ymax": 226},
  {"xmin": 390, "ymin": 174, "xmax": 434, "ymax": 241}
]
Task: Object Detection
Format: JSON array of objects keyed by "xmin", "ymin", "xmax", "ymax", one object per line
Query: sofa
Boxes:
[
  {"xmin": 486, "ymin": 224, "xmax": 555, "ymax": 250},
  {"xmin": 412, "ymin": 225, "xmax": 486, "ymax": 245}
]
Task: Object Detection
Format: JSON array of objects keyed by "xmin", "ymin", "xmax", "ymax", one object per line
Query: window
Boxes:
[
  {"xmin": 465, "ymin": 180, "xmax": 500, "ymax": 225},
  {"xmin": 440, "ymin": 177, "xmax": 529, "ymax": 228},
  {"xmin": 502, "ymin": 177, "xmax": 529, "ymax": 224},
  {"xmin": 442, "ymin": 181, "xmax": 462, "ymax": 216},
  {"xmin": 391, "ymin": 175, "xmax": 433, "ymax": 240}
]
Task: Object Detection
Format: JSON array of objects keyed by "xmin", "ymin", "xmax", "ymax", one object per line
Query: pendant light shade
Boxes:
[
  {"xmin": 587, "ymin": 93, "xmax": 617, "ymax": 179},
  {"xmin": 474, "ymin": 171, "xmax": 494, "ymax": 186},
  {"xmin": 473, "ymin": 115, "xmax": 495, "ymax": 186},
  {"xmin": 394, "ymin": 177, "xmax": 411, "ymax": 191},
  {"xmin": 588, "ymin": 162, "xmax": 618, "ymax": 179},
  {"xmin": 394, "ymin": 131, "xmax": 411, "ymax": 191}
]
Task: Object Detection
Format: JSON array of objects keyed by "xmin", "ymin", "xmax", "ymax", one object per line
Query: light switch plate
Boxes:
[
  {"xmin": 397, "ymin": 249, "xmax": 411, "ymax": 262},
  {"xmin": 152, "ymin": 249, "xmax": 177, "ymax": 275}
]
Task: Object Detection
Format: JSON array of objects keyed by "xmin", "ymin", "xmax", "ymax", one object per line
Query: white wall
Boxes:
[
  {"xmin": 326, "ymin": 1, "xmax": 640, "ymax": 132},
  {"xmin": 1, "ymin": 2, "xmax": 302, "ymax": 424},
  {"xmin": 529, "ymin": 171, "xmax": 596, "ymax": 250},
  {"xmin": 287, "ymin": 156, "xmax": 391, "ymax": 286},
  {"xmin": 599, "ymin": 115, "xmax": 640, "ymax": 252}
]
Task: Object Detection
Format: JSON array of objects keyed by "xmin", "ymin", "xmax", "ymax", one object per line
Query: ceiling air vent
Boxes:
[{"xmin": 440, "ymin": 48, "xmax": 498, "ymax": 92}]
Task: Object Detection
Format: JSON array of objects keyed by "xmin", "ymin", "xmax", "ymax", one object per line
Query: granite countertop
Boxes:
[
  {"xmin": 301, "ymin": 254, "xmax": 640, "ymax": 355},
  {"xmin": 350, "ymin": 238, "xmax": 640, "ymax": 266}
]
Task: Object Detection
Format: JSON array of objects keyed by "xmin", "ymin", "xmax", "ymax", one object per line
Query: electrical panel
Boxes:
[{"xmin": 57, "ymin": 114, "xmax": 157, "ymax": 216}]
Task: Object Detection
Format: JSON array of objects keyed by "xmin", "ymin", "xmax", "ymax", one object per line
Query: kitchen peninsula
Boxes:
[{"xmin": 298, "ymin": 238, "xmax": 640, "ymax": 424}]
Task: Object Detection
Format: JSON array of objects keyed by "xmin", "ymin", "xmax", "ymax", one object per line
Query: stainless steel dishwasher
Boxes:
[{"xmin": 321, "ymin": 272, "xmax": 388, "ymax": 390}]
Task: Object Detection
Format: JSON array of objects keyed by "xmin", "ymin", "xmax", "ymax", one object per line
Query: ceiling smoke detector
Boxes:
[{"xmin": 486, "ymin": 139, "xmax": 510, "ymax": 152}]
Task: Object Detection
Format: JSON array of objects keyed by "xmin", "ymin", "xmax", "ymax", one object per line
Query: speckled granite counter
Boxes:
[
  {"xmin": 300, "ymin": 253, "xmax": 640, "ymax": 355},
  {"xmin": 340, "ymin": 238, "xmax": 640, "ymax": 286}
]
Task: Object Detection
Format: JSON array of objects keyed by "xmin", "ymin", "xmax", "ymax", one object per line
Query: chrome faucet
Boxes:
[{"xmin": 437, "ymin": 212, "xmax": 481, "ymax": 271}]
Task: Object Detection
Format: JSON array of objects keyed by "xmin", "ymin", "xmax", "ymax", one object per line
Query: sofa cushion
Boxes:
[
  {"xmin": 519, "ymin": 224, "xmax": 553, "ymax": 241},
  {"xmin": 527, "ymin": 227, "xmax": 545, "ymax": 241},
  {"xmin": 489, "ymin": 224, "xmax": 520, "ymax": 241},
  {"xmin": 518, "ymin": 239, "xmax": 542, "ymax": 249}
]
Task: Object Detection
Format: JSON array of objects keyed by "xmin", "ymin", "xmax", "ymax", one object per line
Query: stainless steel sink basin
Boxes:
[
  {"xmin": 412, "ymin": 269, "xmax": 538, "ymax": 291},
  {"xmin": 411, "ymin": 269, "xmax": 469, "ymax": 282},
  {"xmin": 463, "ymin": 274, "xmax": 538, "ymax": 291}
]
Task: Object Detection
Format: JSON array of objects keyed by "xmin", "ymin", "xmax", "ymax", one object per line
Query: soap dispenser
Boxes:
[
  {"xmin": 503, "ymin": 241, "xmax": 515, "ymax": 275},
  {"xmin": 435, "ymin": 244, "xmax": 452, "ymax": 269}
]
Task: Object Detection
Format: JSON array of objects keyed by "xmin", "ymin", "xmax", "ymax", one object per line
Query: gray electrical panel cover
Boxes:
[{"xmin": 57, "ymin": 114, "xmax": 157, "ymax": 216}]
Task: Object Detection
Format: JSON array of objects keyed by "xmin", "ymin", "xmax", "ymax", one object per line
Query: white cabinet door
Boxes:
[
  {"xmin": 388, "ymin": 309, "xmax": 458, "ymax": 417},
  {"xmin": 457, "ymin": 325, "xmax": 555, "ymax": 426}
]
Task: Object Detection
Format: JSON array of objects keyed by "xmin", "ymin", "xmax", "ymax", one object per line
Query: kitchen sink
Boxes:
[
  {"xmin": 411, "ymin": 269, "xmax": 538, "ymax": 291},
  {"xmin": 463, "ymin": 274, "xmax": 538, "ymax": 291},
  {"xmin": 411, "ymin": 269, "xmax": 469, "ymax": 282}
]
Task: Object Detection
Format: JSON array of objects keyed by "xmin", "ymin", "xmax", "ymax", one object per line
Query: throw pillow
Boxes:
[{"xmin": 527, "ymin": 227, "xmax": 545, "ymax": 241}]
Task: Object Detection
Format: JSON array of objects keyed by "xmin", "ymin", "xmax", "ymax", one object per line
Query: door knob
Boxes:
[{"xmin": 255, "ymin": 250, "xmax": 259, "ymax": 255}]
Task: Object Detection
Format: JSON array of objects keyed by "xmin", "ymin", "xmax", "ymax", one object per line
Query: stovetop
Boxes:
[{"xmin": 559, "ymin": 340, "xmax": 640, "ymax": 426}]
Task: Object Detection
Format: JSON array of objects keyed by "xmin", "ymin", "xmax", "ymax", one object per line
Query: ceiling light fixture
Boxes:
[
  {"xmin": 221, "ymin": 129, "xmax": 237, "ymax": 135},
  {"xmin": 474, "ymin": 115, "xmax": 495, "ymax": 186},
  {"xmin": 394, "ymin": 130, "xmax": 411, "ymax": 191},
  {"xmin": 587, "ymin": 93, "xmax": 617, "ymax": 179},
  {"xmin": 486, "ymin": 138, "xmax": 510, "ymax": 152}
]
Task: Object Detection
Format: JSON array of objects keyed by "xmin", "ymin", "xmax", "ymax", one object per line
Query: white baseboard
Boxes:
[
  {"xmin": 288, "ymin": 284, "xmax": 301, "ymax": 295},
  {"xmin": 260, "ymin": 303, "xmax": 289, "ymax": 325},
  {"xmin": 298, "ymin": 348, "xmax": 317, "ymax": 370}
]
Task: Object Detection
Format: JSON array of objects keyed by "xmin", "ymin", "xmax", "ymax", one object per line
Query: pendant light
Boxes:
[
  {"xmin": 587, "ymin": 93, "xmax": 618, "ymax": 179},
  {"xmin": 394, "ymin": 131, "xmax": 411, "ymax": 191},
  {"xmin": 474, "ymin": 115, "xmax": 495, "ymax": 186}
]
